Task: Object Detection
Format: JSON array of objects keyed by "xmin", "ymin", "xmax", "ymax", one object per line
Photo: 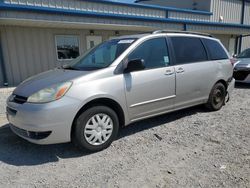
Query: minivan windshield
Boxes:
[
  {"xmin": 65, "ymin": 38, "xmax": 136, "ymax": 70},
  {"xmin": 237, "ymin": 48, "xmax": 250, "ymax": 58}
]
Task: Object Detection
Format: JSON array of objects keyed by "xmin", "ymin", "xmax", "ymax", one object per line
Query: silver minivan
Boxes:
[{"xmin": 6, "ymin": 31, "xmax": 235, "ymax": 151}]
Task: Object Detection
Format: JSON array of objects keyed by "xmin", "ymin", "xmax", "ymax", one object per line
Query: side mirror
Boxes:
[
  {"xmin": 232, "ymin": 54, "xmax": 238, "ymax": 58},
  {"xmin": 124, "ymin": 59, "xmax": 145, "ymax": 73}
]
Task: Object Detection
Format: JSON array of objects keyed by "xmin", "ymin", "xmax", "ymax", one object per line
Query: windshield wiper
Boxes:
[
  {"xmin": 62, "ymin": 66, "xmax": 80, "ymax": 70},
  {"xmin": 61, "ymin": 65, "xmax": 105, "ymax": 71}
]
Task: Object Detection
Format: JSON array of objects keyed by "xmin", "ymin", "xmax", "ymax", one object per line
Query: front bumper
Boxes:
[
  {"xmin": 9, "ymin": 124, "xmax": 52, "ymax": 140},
  {"xmin": 233, "ymin": 68, "xmax": 250, "ymax": 83},
  {"xmin": 6, "ymin": 95, "xmax": 81, "ymax": 145}
]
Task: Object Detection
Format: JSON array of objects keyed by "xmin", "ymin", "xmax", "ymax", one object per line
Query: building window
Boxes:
[{"xmin": 55, "ymin": 35, "xmax": 80, "ymax": 60}]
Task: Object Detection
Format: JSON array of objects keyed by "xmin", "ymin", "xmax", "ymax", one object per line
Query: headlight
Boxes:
[{"xmin": 27, "ymin": 82, "xmax": 72, "ymax": 103}]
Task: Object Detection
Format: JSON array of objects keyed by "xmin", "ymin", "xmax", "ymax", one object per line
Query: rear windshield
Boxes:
[
  {"xmin": 65, "ymin": 38, "xmax": 136, "ymax": 70},
  {"xmin": 202, "ymin": 39, "xmax": 228, "ymax": 60}
]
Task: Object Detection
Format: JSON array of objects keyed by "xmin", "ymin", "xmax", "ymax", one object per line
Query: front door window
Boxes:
[{"xmin": 127, "ymin": 37, "xmax": 170, "ymax": 69}]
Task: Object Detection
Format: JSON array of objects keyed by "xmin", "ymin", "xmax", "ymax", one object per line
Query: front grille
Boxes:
[
  {"xmin": 10, "ymin": 124, "xmax": 52, "ymax": 140},
  {"xmin": 233, "ymin": 71, "xmax": 250, "ymax": 81},
  {"xmin": 11, "ymin": 95, "xmax": 27, "ymax": 104}
]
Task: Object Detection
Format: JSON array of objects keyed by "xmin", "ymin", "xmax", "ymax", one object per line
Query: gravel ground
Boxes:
[
  {"xmin": 0, "ymin": 87, "xmax": 15, "ymax": 115},
  {"xmin": 0, "ymin": 83, "xmax": 249, "ymax": 188}
]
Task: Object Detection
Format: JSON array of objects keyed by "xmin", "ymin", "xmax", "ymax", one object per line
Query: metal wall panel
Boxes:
[
  {"xmin": 0, "ymin": 10, "xmax": 183, "ymax": 31},
  {"xmin": 0, "ymin": 31, "xmax": 4, "ymax": 86},
  {"xmin": 168, "ymin": 11, "xmax": 210, "ymax": 21},
  {"xmin": 1, "ymin": 26, "xmax": 79, "ymax": 85},
  {"xmin": 0, "ymin": 26, "xmax": 144, "ymax": 86},
  {"xmin": 0, "ymin": 26, "xmax": 57, "ymax": 85},
  {"xmin": 244, "ymin": 2, "xmax": 250, "ymax": 25},
  {"xmin": 242, "ymin": 36, "xmax": 250, "ymax": 51},
  {"xmin": 139, "ymin": 0, "xmax": 211, "ymax": 11},
  {"xmin": 0, "ymin": 58, "xmax": 3, "ymax": 87},
  {"xmin": 187, "ymin": 24, "xmax": 250, "ymax": 35},
  {"xmin": 213, "ymin": 34, "xmax": 231, "ymax": 49},
  {"xmin": 210, "ymin": 0, "xmax": 241, "ymax": 24},
  {"xmin": 3, "ymin": 0, "xmax": 166, "ymax": 18}
]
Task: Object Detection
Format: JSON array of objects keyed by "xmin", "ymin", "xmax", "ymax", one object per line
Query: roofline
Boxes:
[
  {"xmin": 81, "ymin": 0, "xmax": 213, "ymax": 15},
  {"xmin": 152, "ymin": 30, "xmax": 214, "ymax": 37},
  {"xmin": 160, "ymin": 33, "xmax": 219, "ymax": 41},
  {"xmin": 1, "ymin": 3, "xmax": 250, "ymax": 30}
]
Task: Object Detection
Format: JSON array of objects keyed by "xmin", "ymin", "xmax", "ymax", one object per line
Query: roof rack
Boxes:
[{"xmin": 152, "ymin": 30, "xmax": 214, "ymax": 37}]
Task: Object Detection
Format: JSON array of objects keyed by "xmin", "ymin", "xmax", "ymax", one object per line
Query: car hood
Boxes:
[
  {"xmin": 13, "ymin": 68, "xmax": 93, "ymax": 97},
  {"xmin": 236, "ymin": 58, "xmax": 250, "ymax": 65}
]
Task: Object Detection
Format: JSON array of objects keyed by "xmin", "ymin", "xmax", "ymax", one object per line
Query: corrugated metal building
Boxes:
[{"xmin": 0, "ymin": 0, "xmax": 249, "ymax": 86}]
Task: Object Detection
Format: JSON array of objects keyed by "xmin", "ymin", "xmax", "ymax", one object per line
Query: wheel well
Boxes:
[
  {"xmin": 216, "ymin": 79, "xmax": 228, "ymax": 90},
  {"xmin": 71, "ymin": 98, "xmax": 125, "ymax": 140}
]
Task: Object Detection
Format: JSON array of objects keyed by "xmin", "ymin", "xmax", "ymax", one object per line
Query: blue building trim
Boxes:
[
  {"xmin": 82, "ymin": 0, "xmax": 213, "ymax": 15},
  {"xmin": 1, "ymin": 3, "xmax": 250, "ymax": 29}
]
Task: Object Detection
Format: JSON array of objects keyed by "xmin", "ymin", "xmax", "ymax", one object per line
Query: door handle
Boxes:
[
  {"xmin": 176, "ymin": 67, "xmax": 185, "ymax": 73},
  {"xmin": 165, "ymin": 69, "xmax": 174, "ymax": 76}
]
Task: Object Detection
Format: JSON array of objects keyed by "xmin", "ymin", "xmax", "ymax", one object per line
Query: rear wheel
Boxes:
[
  {"xmin": 73, "ymin": 106, "xmax": 119, "ymax": 152},
  {"xmin": 205, "ymin": 82, "xmax": 226, "ymax": 111}
]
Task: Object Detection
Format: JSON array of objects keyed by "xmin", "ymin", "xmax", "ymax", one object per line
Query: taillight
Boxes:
[{"xmin": 230, "ymin": 58, "xmax": 238, "ymax": 66}]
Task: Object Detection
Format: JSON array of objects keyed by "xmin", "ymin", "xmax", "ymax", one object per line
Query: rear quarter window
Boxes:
[
  {"xmin": 170, "ymin": 36, "xmax": 208, "ymax": 64},
  {"xmin": 202, "ymin": 38, "xmax": 228, "ymax": 60}
]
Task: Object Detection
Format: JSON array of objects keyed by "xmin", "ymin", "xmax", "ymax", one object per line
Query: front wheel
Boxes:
[
  {"xmin": 205, "ymin": 82, "xmax": 226, "ymax": 111},
  {"xmin": 73, "ymin": 106, "xmax": 119, "ymax": 152}
]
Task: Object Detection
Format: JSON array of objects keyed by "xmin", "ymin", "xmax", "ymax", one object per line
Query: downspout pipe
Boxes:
[
  {"xmin": 234, "ymin": 36, "xmax": 239, "ymax": 55},
  {"xmin": 241, "ymin": 0, "xmax": 246, "ymax": 25},
  {"xmin": 238, "ymin": 0, "xmax": 246, "ymax": 53},
  {"xmin": 0, "ymin": 36, "xmax": 8, "ymax": 86},
  {"xmin": 238, "ymin": 35, "xmax": 243, "ymax": 54},
  {"xmin": 183, "ymin": 23, "xmax": 187, "ymax": 31}
]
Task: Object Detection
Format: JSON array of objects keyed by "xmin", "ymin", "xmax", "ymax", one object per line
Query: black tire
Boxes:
[
  {"xmin": 205, "ymin": 82, "xmax": 226, "ymax": 111},
  {"xmin": 73, "ymin": 106, "xmax": 119, "ymax": 152}
]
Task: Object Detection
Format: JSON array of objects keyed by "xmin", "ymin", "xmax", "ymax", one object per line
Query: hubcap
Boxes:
[
  {"xmin": 213, "ymin": 89, "xmax": 223, "ymax": 105},
  {"xmin": 84, "ymin": 113, "xmax": 113, "ymax": 146}
]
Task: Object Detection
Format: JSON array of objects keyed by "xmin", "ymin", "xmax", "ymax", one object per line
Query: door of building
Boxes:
[{"xmin": 86, "ymin": 36, "xmax": 102, "ymax": 50}]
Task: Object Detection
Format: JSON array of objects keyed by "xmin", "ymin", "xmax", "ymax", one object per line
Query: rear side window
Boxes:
[
  {"xmin": 202, "ymin": 39, "xmax": 228, "ymax": 60},
  {"xmin": 170, "ymin": 37, "xmax": 207, "ymax": 64}
]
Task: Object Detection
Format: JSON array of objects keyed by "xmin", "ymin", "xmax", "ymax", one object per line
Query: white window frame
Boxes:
[{"xmin": 55, "ymin": 35, "xmax": 80, "ymax": 61}]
